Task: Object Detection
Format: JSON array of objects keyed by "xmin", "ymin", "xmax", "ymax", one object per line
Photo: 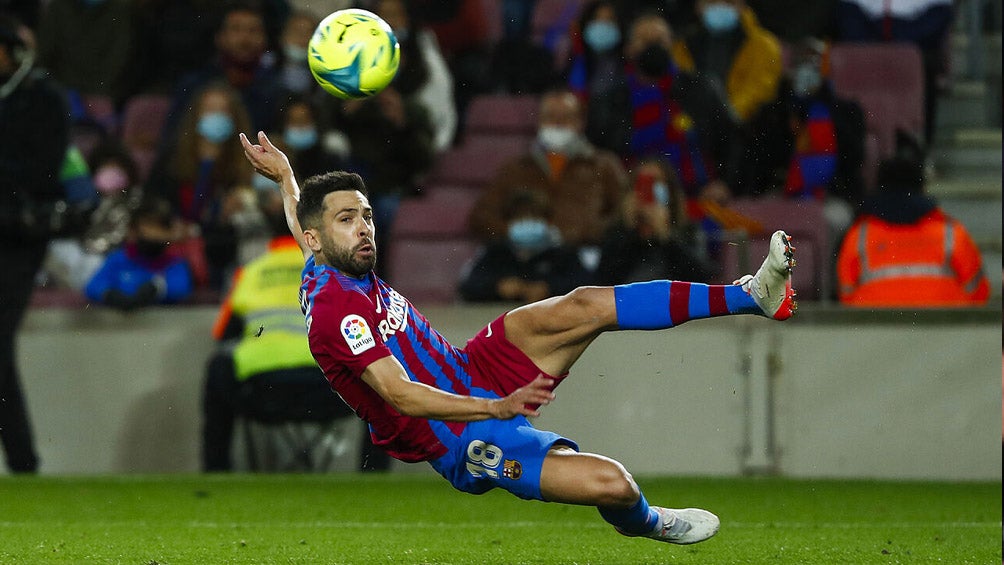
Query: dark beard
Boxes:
[{"xmin": 323, "ymin": 237, "xmax": 376, "ymax": 276}]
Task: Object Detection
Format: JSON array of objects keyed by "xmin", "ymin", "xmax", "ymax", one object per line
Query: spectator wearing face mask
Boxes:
[
  {"xmin": 670, "ymin": 0, "xmax": 781, "ymax": 126},
  {"xmin": 84, "ymin": 196, "xmax": 193, "ymax": 311},
  {"xmin": 744, "ymin": 38, "xmax": 866, "ymax": 272},
  {"xmin": 148, "ymin": 81, "xmax": 263, "ymax": 290},
  {"xmin": 267, "ymin": 94, "xmax": 351, "ymax": 182},
  {"xmin": 275, "ymin": 9, "xmax": 319, "ymax": 96},
  {"xmin": 468, "ymin": 89, "xmax": 627, "ymax": 258},
  {"xmin": 586, "ymin": 13, "xmax": 734, "ymax": 203},
  {"xmin": 565, "ymin": 0, "xmax": 625, "ymax": 103},
  {"xmin": 459, "ymin": 190, "xmax": 594, "ymax": 304},
  {"xmin": 43, "ymin": 142, "xmax": 145, "ymax": 290}
]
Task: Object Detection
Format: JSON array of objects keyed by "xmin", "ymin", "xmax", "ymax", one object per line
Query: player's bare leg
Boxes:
[
  {"xmin": 539, "ymin": 447, "xmax": 720, "ymax": 545},
  {"xmin": 505, "ymin": 230, "xmax": 796, "ymax": 376}
]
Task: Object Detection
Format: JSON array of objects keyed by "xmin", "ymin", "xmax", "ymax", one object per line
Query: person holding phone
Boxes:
[{"xmin": 597, "ymin": 157, "xmax": 718, "ymax": 285}]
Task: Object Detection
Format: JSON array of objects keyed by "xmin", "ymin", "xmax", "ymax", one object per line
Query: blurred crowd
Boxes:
[
  {"xmin": 1, "ymin": 0, "xmax": 989, "ymax": 310},
  {"xmin": 0, "ymin": 0, "xmax": 994, "ymax": 475}
]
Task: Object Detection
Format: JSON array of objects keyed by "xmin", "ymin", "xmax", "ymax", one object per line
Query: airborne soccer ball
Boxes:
[{"xmin": 308, "ymin": 9, "xmax": 400, "ymax": 99}]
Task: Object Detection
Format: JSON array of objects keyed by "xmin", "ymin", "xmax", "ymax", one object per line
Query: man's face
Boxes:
[
  {"xmin": 538, "ymin": 92, "xmax": 583, "ymax": 132},
  {"xmin": 626, "ymin": 16, "xmax": 672, "ymax": 60},
  {"xmin": 309, "ymin": 190, "xmax": 377, "ymax": 276},
  {"xmin": 216, "ymin": 10, "xmax": 267, "ymax": 64}
]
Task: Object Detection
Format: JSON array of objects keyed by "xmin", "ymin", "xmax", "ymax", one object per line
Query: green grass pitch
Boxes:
[{"xmin": 0, "ymin": 474, "xmax": 999, "ymax": 564}]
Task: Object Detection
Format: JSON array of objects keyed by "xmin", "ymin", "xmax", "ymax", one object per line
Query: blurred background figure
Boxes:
[
  {"xmin": 0, "ymin": 12, "xmax": 71, "ymax": 474},
  {"xmin": 202, "ymin": 192, "xmax": 388, "ymax": 472},
  {"xmin": 587, "ymin": 13, "xmax": 730, "ymax": 203},
  {"xmin": 671, "ymin": 0, "xmax": 781, "ymax": 126},
  {"xmin": 84, "ymin": 197, "xmax": 193, "ymax": 311},
  {"xmin": 468, "ymin": 89, "xmax": 627, "ymax": 270},
  {"xmin": 274, "ymin": 9, "xmax": 320, "ymax": 96},
  {"xmin": 459, "ymin": 190, "xmax": 593, "ymax": 304},
  {"xmin": 36, "ymin": 0, "xmax": 139, "ymax": 110},
  {"xmin": 148, "ymin": 81, "xmax": 262, "ymax": 291},
  {"xmin": 836, "ymin": 131, "xmax": 989, "ymax": 307},
  {"xmin": 162, "ymin": 3, "xmax": 280, "ymax": 136},
  {"xmin": 744, "ymin": 37, "xmax": 866, "ymax": 279},
  {"xmin": 415, "ymin": 0, "xmax": 494, "ymax": 136},
  {"xmin": 566, "ymin": 0, "xmax": 624, "ymax": 100},
  {"xmin": 269, "ymin": 94, "xmax": 351, "ymax": 181},
  {"xmin": 133, "ymin": 0, "xmax": 218, "ymax": 95},
  {"xmin": 333, "ymin": 80, "xmax": 435, "ymax": 277},
  {"xmin": 372, "ymin": 0, "xmax": 457, "ymax": 153},
  {"xmin": 597, "ymin": 156, "xmax": 717, "ymax": 285},
  {"xmin": 43, "ymin": 141, "xmax": 145, "ymax": 291}
]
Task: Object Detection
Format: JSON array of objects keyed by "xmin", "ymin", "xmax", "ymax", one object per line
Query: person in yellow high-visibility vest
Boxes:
[{"xmin": 201, "ymin": 193, "xmax": 390, "ymax": 471}]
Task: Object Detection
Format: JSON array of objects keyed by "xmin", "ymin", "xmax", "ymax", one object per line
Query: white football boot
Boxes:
[
  {"xmin": 734, "ymin": 230, "xmax": 797, "ymax": 320},
  {"xmin": 617, "ymin": 506, "xmax": 720, "ymax": 545}
]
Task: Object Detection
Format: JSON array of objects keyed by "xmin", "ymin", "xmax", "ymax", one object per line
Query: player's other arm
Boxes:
[
  {"xmin": 239, "ymin": 131, "xmax": 311, "ymax": 259},
  {"xmin": 360, "ymin": 356, "xmax": 555, "ymax": 421}
]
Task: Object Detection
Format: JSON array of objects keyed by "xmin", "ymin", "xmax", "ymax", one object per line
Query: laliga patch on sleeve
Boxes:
[{"xmin": 341, "ymin": 314, "xmax": 375, "ymax": 354}]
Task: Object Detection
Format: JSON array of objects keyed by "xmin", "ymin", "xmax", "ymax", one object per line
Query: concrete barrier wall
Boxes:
[{"xmin": 4, "ymin": 304, "xmax": 1001, "ymax": 480}]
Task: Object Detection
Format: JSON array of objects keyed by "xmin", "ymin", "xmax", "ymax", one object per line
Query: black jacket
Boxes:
[
  {"xmin": 0, "ymin": 68, "xmax": 71, "ymax": 240},
  {"xmin": 459, "ymin": 243, "xmax": 594, "ymax": 302}
]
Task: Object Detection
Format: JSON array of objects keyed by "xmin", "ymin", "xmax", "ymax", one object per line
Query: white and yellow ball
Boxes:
[{"xmin": 308, "ymin": 9, "xmax": 400, "ymax": 99}]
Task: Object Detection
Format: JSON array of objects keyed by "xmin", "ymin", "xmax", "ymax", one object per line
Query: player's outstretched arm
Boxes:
[
  {"xmin": 239, "ymin": 131, "xmax": 310, "ymax": 259},
  {"xmin": 361, "ymin": 356, "xmax": 555, "ymax": 421}
]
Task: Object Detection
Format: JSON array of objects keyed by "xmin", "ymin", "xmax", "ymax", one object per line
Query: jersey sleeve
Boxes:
[{"xmin": 308, "ymin": 285, "xmax": 392, "ymax": 379}]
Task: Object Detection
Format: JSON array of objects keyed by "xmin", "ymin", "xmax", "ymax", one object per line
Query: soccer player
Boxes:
[{"xmin": 239, "ymin": 130, "xmax": 796, "ymax": 545}]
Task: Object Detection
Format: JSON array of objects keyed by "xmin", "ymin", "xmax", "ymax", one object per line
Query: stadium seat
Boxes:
[
  {"xmin": 386, "ymin": 238, "xmax": 480, "ymax": 305},
  {"xmin": 465, "ymin": 94, "xmax": 540, "ymax": 136},
  {"xmin": 713, "ymin": 198, "xmax": 829, "ymax": 300},
  {"xmin": 828, "ymin": 43, "xmax": 925, "ymax": 160},
  {"xmin": 424, "ymin": 134, "xmax": 529, "ymax": 188},
  {"xmin": 120, "ymin": 94, "xmax": 172, "ymax": 181},
  {"xmin": 392, "ymin": 187, "xmax": 480, "ymax": 238}
]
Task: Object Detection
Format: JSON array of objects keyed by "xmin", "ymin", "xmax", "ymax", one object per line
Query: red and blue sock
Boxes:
[
  {"xmin": 598, "ymin": 491, "xmax": 660, "ymax": 535},
  {"xmin": 614, "ymin": 280, "xmax": 760, "ymax": 329}
]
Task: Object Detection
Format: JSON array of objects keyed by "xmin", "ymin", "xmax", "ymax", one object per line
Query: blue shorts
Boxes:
[{"xmin": 429, "ymin": 416, "xmax": 578, "ymax": 501}]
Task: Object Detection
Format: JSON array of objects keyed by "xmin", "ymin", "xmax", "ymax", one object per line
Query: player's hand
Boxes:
[
  {"xmin": 239, "ymin": 131, "xmax": 293, "ymax": 184},
  {"xmin": 493, "ymin": 374, "xmax": 555, "ymax": 419}
]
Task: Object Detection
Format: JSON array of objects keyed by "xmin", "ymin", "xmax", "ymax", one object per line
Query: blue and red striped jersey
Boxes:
[{"xmin": 300, "ymin": 256, "xmax": 481, "ymax": 463}]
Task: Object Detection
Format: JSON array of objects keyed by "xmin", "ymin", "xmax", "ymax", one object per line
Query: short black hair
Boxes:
[
  {"xmin": 876, "ymin": 129, "xmax": 925, "ymax": 194},
  {"xmin": 296, "ymin": 171, "xmax": 368, "ymax": 230}
]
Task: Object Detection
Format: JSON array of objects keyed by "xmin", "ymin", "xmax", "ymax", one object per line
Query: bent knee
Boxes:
[{"xmin": 557, "ymin": 286, "xmax": 616, "ymax": 326}]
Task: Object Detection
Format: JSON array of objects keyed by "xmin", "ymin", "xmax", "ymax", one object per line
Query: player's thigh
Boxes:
[
  {"xmin": 503, "ymin": 286, "xmax": 617, "ymax": 370},
  {"xmin": 539, "ymin": 447, "xmax": 639, "ymax": 507}
]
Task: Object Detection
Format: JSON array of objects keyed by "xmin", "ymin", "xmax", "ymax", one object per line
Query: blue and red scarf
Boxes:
[
  {"xmin": 626, "ymin": 64, "xmax": 710, "ymax": 195},
  {"xmin": 784, "ymin": 100, "xmax": 837, "ymax": 200}
]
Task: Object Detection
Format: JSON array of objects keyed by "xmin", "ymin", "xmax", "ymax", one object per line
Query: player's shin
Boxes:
[
  {"xmin": 597, "ymin": 492, "xmax": 660, "ymax": 535},
  {"xmin": 613, "ymin": 280, "xmax": 760, "ymax": 330}
]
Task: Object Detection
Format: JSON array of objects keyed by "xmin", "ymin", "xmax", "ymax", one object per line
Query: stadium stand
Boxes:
[{"xmin": 713, "ymin": 197, "xmax": 829, "ymax": 301}]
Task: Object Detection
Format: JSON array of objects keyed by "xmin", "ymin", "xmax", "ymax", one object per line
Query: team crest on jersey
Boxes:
[
  {"xmin": 341, "ymin": 315, "xmax": 375, "ymax": 354},
  {"xmin": 502, "ymin": 459, "xmax": 522, "ymax": 480}
]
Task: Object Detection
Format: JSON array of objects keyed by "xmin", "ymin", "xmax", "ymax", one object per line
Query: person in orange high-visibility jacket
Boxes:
[{"xmin": 836, "ymin": 133, "xmax": 989, "ymax": 307}]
